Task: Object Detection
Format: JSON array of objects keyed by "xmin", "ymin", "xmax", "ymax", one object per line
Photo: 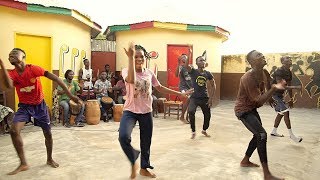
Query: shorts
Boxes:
[
  {"xmin": 273, "ymin": 95, "xmax": 289, "ymax": 115},
  {"xmin": 13, "ymin": 100, "xmax": 51, "ymax": 131}
]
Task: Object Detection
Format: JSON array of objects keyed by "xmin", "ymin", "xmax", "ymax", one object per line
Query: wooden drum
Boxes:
[
  {"xmin": 85, "ymin": 100, "xmax": 100, "ymax": 125},
  {"xmin": 113, "ymin": 104, "xmax": 124, "ymax": 122},
  {"xmin": 157, "ymin": 98, "xmax": 166, "ymax": 113}
]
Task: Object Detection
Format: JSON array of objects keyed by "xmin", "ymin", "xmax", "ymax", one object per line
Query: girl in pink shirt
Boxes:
[{"xmin": 119, "ymin": 43, "xmax": 191, "ymax": 179}]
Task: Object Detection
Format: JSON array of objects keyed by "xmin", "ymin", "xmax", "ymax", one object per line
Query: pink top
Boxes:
[{"xmin": 122, "ymin": 68, "xmax": 160, "ymax": 114}]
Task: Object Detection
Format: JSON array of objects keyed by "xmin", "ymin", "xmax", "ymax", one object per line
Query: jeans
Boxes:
[
  {"xmin": 237, "ymin": 109, "xmax": 268, "ymax": 163},
  {"xmin": 118, "ymin": 111, "xmax": 153, "ymax": 169},
  {"xmin": 59, "ymin": 100, "xmax": 84, "ymax": 124},
  {"xmin": 188, "ymin": 97, "xmax": 211, "ymax": 132}
]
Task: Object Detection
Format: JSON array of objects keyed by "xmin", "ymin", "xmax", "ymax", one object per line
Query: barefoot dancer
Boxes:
[
  {"xmin": 234, "ymin": 50, "xmax": 285, "ymax": 180},
  {"xmin": 119, "ymin": 43, "xmax": 190, "ymax": 179},
  {"xmin": 3, "ymin": 48, "xmax": 79, "ymax": 175}
]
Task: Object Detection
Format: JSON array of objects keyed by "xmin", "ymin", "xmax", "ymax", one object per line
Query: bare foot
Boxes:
[
  {"xmin": 191, "ymin": 133, "xmax": 196, "ymax": 139},
  {"xmin": 180, "ymin": 118, "xmax": 189, "ymax": 124},
  {"xmin": 140, "ymin": 168, "xmax": 156, "ymax": 178},
  {"xmin": 240, "ymin": 161, "xmax": 260, "ymax": 167},
  {"xmin": 7, "ymin": 164, "xmax": 29, "ymax": 175},
  {"xmin": 265, "ymin": 174, "xmax": 285, "ymax": 180},
  {"xmin": 130, "ymin": 163, "xmax": 138, "ymax": 180},
  {"xmin": 201, "ymin": 130, "xmax": 211, "ymax": 137},
  {"xmin": 47, "ymin": 159, "xmax": 59, "ymax": 168}
]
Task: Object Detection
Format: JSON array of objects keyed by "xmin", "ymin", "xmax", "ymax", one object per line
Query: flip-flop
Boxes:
[{"xmin": 271, "ymin": 133, "xmax": 284, "ymax": 137}]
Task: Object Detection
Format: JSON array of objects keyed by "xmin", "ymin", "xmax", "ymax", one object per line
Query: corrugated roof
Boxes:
[
  {"xmin": 104, "ymin": 21, "xmax": 230, "ymax": 42},
  {"xmin": 0, "ymin": 0, "xmax": 102, "ymax": 38}
]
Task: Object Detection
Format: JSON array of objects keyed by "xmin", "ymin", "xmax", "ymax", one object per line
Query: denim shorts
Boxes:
[{"xmin": 273, "ymin": 95, "xmax": 289, "ymax": 115}]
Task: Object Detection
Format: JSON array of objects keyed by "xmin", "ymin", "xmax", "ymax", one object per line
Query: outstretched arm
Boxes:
[
  {"xmin": 154, "ymin": 85, "xmax": 192, "ymax": 98},
  {"xmin": 124, "ymin": 42, "xmax": 135, "ymax": 84},
  {"xmin": 0, "ymin": 58, "xmax": 13, "ymax": 89},
  {"xmin": 45, "ymin": 71, "xmax": 79, "ymax": 102}
]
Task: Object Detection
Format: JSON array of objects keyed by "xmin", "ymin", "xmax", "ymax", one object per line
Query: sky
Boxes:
[{"xmin": 20, "ymin": 0, "xmax": 320, "ymax": 55}]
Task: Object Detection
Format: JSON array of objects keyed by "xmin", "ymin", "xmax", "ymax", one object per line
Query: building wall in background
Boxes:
[
  {"xmin": 113, "ymin": 28, "xmax": 224, "ymax": 105},
  {"xmin": 0, "ymin": 5, "xmax": 92, "ymax": 109},
  {"xmin": 221, "ymin": 52, "xmax": 320, "ymax": 108}
]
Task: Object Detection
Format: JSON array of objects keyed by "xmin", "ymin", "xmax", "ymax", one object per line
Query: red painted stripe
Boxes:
[
  {"xmin": 130, "ymin": 21, "xmax": 154, "ymax": 30},
  {"xmin": 0, "ymin": 0, "xmax": 27, "ymax": 11}
]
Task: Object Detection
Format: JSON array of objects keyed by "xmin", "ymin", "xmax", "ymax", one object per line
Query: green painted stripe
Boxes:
[
  {"xmin": 187, "ymin": 25, "xmax": 215, "ymax": 32},
  {"xmin": 27, "ymin": 4, "xmax": 71, "ymax": 15},
  {"xmin": 109, "ymin": 25, "xmax": 131, "ymax": 32}
]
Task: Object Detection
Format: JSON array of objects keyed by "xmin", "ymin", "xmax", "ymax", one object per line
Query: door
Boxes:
[
  {"xmin": 167, "ymin": 45, "xmax": 193, "ymax": 100},
  {"xmin": 15, "ymin": 33, "xmax": 52, "ymax": 109}
]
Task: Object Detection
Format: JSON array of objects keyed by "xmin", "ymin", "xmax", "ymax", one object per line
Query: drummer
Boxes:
[
  {"xmin": 94, "ymin": 71, "xmax": 114, "ymax": 121},
  {"xmin": 58, "ymin": 70, "xmax": 85, "ymax": 128}
]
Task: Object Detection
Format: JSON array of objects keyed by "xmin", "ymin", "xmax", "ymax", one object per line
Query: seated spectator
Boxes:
[
  {"xmin": 112, "ymin": 75, "xmax": 126, "ymax": 104},
  {"xmin": 57, "ymin": 70, "xmax": 85, "ymax": 128},
  {"xmin": 94, "ymin": 71, "xmax": 114, "ymax": 122}
]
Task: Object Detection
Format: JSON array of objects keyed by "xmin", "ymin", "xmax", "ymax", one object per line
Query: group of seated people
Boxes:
[{"xmin": 57, "ymin": 59, "xmax": 126, "ymax": 128}]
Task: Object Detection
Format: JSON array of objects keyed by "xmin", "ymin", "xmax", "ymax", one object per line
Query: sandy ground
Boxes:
[{"xmin": 0, "ymin": 100, "xmax": 319, "ymax": 180}]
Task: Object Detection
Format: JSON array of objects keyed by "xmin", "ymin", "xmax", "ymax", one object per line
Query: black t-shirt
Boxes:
[
  {"xmin": 179, "ymin": 66, "xmax": 192, "ymax": 91},
  {"xmin": 272, "ymin": 66, "xmax": 292, "ymax": 95},
  {"xmin": 189, "ymin": 68, "xmax": 213, "ymax": 98}
]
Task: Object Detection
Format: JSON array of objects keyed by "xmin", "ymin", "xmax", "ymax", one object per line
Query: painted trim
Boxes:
[
  {"xmin": 187, "ymin": 25, "xmax": 215, "ymax": 32},
  {"xmin": 27, "ymin": 4, "xmax": 71, "ymax": 15},
  {"xmin": 154, "ymin": 22, "xmax": 187, "ymax": 31},
  {"xmin": 0, "ymin": 0, "xmax": 27, "ymax": 10},
  {"xmin": 109, "ymin": 25, "xmax": 131, "ymax": 32},
  {"xmin": 130, "ymin": 21, "xmax": 154, "ymax": 30},
  {"xmin": 71, "ymin": 10, "xmax": 93, "ymax": 28}
]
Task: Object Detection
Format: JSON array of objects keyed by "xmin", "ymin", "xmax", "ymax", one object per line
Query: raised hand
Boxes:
[{"xmin": 124, "ymin": 42, "xmax": 135, "ymax": 58}]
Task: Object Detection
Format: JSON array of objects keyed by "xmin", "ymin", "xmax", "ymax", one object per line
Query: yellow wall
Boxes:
[
  {"xmin": 115, "ymin": 28, "xmax": 224, "ymax": 73},
  {"xmin": 0, "ymin": 6, "xmax": 91, "ymax": 77}
]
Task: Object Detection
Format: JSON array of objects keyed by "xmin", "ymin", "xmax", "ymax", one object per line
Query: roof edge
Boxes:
[
  {"xmin": 104, "ymin": 20, "xmax": 230, "ymax": 41},
  {"xmin": 0, "ymin": 0, "xmax": 102, "ymax": 37}
]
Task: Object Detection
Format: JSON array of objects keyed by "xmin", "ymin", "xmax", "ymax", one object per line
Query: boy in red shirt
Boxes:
[{"xmin": 2, "ymin": 48, "xmax": 79, "ymax": 175}]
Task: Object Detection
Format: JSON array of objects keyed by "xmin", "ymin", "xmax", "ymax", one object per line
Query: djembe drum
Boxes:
[
  {"xmin": 69, "ymin": 99, "xmax": 83, "ymax": 125},
  {"xmin": 85, "ymin": 100, "xmax": 100, "ymax": 125},
  {"xmin": 113, "ymin": 104, "xmax": 124, "ymax": 122}
]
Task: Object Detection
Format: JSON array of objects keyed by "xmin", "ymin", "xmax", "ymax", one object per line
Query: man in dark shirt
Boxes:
[
  {"xmin": 183, "ymin": 54, "xmax": 216, "ymax": 139},
  {"xmin": 234, "ymin": 50, "xmax": 285, "ymax": 180},
  {"xmin": 270, "ymin": 56, "xmax": 302, "ymax": 143},
  {"xmin": 175, "ymin": 49, "xmax": 193, "ymax": 123}
]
